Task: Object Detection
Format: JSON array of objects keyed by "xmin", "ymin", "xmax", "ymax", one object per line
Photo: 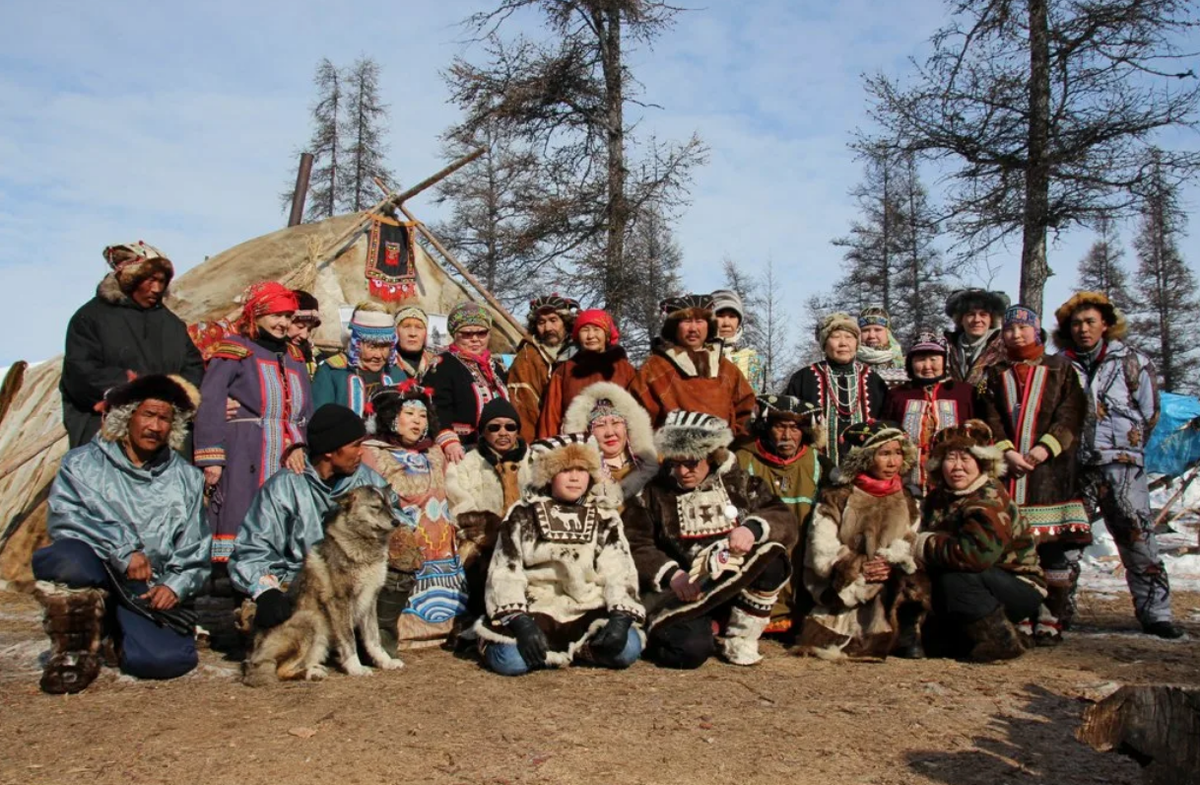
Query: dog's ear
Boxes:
[{"xmin": 336, "ymin": 491, "xmax": 358, "ymax": 515}]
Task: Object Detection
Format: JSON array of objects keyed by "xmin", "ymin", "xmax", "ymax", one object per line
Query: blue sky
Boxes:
[{"xmin": 1, "ymin": 0, "xmax": 1197, "ymax": 365}]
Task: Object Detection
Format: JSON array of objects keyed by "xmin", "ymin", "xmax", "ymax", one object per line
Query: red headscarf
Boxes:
[
  {"xmin": 572, "ymin": 309, "xmax": 619, "ymax": 346},
  {"xmin": 237, "ymin": 281, "xmax": 300, "ymax": 338}
]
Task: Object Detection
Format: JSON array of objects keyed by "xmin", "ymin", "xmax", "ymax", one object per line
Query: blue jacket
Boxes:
[
  {"xmin": 228, "ymin": 462, "xmax": 401, "ymax": 597},
  {"xmin": 48, "ymin": 437, "xmax": 210, "ymax": 601},
  {"xmin": 311, "ymin": 353, "xmax": 405, "ymax": 416},
  {"xmin": 1066, "ymin": 339, "xmax": 1159, "ymax": 467}
]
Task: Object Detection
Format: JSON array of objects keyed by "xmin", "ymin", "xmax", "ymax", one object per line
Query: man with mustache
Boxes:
[
  {"xmin": 60, "ymin": 241, "xmax": 205, "ymax": 449},
  {"xmin": 629, "ymin": 294, "xmax": 756, "ymax": 436},
  {"xmin": 507, "ymin": 295, "xmax": 580, "ymax": 443},
  {"xmin": 32, "ymin": 375, "xmax": 210, "ymax": 693}
]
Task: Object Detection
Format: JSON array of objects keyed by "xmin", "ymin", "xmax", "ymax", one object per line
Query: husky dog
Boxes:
[{"xmin": 243, "ymin": 487, "xmax": 405, "ymax": 686}]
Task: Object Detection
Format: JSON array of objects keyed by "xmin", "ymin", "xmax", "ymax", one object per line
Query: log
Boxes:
[
  {"xmin": 0, "ymin": 361, "xmax": 27, "ymax": 430},
  {"xmin": 1077, "ymin": 685, "xmax": 1200, "ymax": 785}
]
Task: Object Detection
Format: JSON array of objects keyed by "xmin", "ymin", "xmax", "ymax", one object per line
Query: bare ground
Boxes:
[{"xmin": 0, "ymin": 589, "xmax": 1196, "ymax": 785}]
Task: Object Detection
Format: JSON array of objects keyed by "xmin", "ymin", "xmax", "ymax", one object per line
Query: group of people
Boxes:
[{"xmin": 32, "ymin": 239, "xmax": 1181, "ymax": 694}]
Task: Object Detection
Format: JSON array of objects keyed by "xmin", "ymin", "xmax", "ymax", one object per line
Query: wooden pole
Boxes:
[{"xmin": 287, "ymin": 153, "xmax": 314, "ymax": 228}]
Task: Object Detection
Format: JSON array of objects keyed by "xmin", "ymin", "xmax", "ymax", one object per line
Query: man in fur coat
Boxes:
[
  {"xmin": 444, "ymin": 398, "xmax": 532, "ymax": 613},
  {"xmin": 33, "ymin": 375, "xmax": 210, "ymax": 693},
  {"xmin": 623, "ymin": 411, "xmax": 798, "ymax": 668},
  {"xmin": 1054, "ymin": 292, "xmax": 1182, "ymax": 639},
  {"xmin": 943, "ymin": 288, "xmax": 1009, "ymax": 391},
  {"xmin": 734, "ymin": 395, "xmax": 830, "ymax": 633},
  {"xmin": 506, "ymin": 295, "xmax": 580, "ymax": 444},
  {"xmin": 628, "ymin": 295, "xmax": 756, "ymax": 436},
  {"xmin": 60, "ymin": 242, "xmax": 205, "ymax": 449},
  {"xmin": 475, "ymin": 434, "xmax": 644, "ymax": 675}
]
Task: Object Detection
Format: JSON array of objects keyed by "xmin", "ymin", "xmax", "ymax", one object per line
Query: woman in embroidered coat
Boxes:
[
  {"xmin": 978, "ymin": 306, "xmax": 1089, "ymax": 644},
  {"xmin": 312, "ymin": 302, "xmax": 405, "ymax": 416},
  {"xmin": 883, "ymin": 333, "xmax": 976, "ymax": 496},
  {"xmin": 475, "ymin": 435, "xmax": 644, "ymax": 675},
  {"xmin": 424, "ymin": 302, "xmax": 508, "ymax": 461},
  {"xmin": 785, "ymin": 313, "xmax": 887, "ymax": 466},
  {"xmin": 559, "ymin": 381, "xmax": 658, "ymax": 502},
  {"xmin": 916, "ymin": 420, "xmax": 1045, "ymax": 662},
  {"xmin": 363, "ymin": 382, "xmax": 467, "ymax": 652},
  {"xmin": 797, "ymin": 421, "xmax": 930, "ymax": 660},
  {"xmin": 537, "ymin": 310, "xmax": 638, "ymax": 438},
  {"xmin": 195, "ymin": 282, "xmax": 313, "ymax": 563}
]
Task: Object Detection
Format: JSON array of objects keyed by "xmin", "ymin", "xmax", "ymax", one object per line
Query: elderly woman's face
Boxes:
[
  {"xmin": 578, "ymin": 324, "xmax": 608, "ymax": 352},
  {"xmin": 941, "ymin": 449, "xmax": 981, "ymax": 490},
  {"xmin": 911, "ymin": 353, "xmax": 945, "ymax": 380},
  {"xmin": 257, "ymin": 311, "xmax": 294, "ymax": 339},
  {"xmin": 396, "ymin": 318, "xmax": 427, "ymax": 353},
  {"xmin": 454, "ymin": 327, "xmax": 490, "ymax": 354},
  {"xmin": 358, "ymin": 342, "xmax": 391, "ymax": 372},
  {"xmin": 870, "ymin": 441, "xmax": 905, "ymax": 481},
  {"xmin": 825, "ymin": 330, "xmax": 858, "ymax": 363}
]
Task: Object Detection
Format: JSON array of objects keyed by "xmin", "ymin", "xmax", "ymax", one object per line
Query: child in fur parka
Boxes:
[
  {"xmin": 475, "ymin": 434, "xmax": 645, "ymax": 675},
  {"xmin": 797, "ymin": 421, "xmax": 930, "ymax": 659}
]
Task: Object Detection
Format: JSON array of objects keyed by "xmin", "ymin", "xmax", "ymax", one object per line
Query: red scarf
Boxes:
[
  {"xmin": 853, "ymin": 473, "xmax": 902, "ymax": 497},
  {"xmin": 756, "ymin": 440, "xmax": 808, "ymax": 467},
  {"xmin": 449, "ymin": 344, "xmax": 498, "ymax": 388}
]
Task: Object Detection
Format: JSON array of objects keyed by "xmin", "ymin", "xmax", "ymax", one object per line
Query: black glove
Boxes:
[
  {"xmin": 589, "ymin": 613, "xmax": 635, "ymax": 658},
  {"xmin": 507, "ymin": 614, "xmax": 548, "ymax": 669},
  {"xmin": 254, "ymin": 589, "xmax": 293, "ymax": 630}
]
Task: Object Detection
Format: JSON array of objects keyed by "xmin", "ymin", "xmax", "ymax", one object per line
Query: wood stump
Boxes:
[{"xmin": 1077, "ymin": 685, "xmax": 1200, "ymax": 785}]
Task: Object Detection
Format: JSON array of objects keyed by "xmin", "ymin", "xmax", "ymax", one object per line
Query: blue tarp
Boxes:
[{"xmin": 1145, "ymin": 392, "xmax": 1200, "ymax": 477}]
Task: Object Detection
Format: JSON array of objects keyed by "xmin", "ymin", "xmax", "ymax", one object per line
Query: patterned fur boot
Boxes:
[
  {"xmin": 34, "ymin": 582, "xmax": 108, "ymax": 694},
  {"xmin": 962, "ymin": 606, "xmax": 1025, "ymax": 663},
  {"xmin": 719, "ymin": 593, "xmax": 774, "ymax": 666}
]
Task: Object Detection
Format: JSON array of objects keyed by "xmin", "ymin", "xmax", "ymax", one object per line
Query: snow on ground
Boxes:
[{"xmin": 1080, "ymin": 477, "xmax": 1200, "ymax": 596}]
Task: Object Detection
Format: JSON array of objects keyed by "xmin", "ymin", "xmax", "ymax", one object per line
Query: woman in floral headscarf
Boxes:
[{"xmin": 195, "ymin": 281, "xmax": 314, "ymax": 564}]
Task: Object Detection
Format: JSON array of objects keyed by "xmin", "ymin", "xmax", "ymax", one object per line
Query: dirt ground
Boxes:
[{"xmin": 0, "ymin": 589, "xmax": 1196, "ymax": 785}]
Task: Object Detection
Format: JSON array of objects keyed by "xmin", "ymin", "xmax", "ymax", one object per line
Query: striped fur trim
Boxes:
[{"xmin": 655, "ymin": 411, "xmax": 734, "ymax": 461}]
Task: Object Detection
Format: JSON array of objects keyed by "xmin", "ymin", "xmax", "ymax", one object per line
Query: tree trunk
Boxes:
[
  {"xmin": 599, "ymin": 6, "xmax": 627, "ymax": 322},
  {"xmin": 1077, "ymin": 685, "xmax": 1200, "ymax": 785},
  {"xmin": 1020, "ymin": 0, "xmax": 1052, "ymax": 314}
]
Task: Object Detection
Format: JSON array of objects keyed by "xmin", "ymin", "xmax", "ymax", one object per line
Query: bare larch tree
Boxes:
[
  {"xmin": 340, "ymin": 57, "xmax": 395, "ymax": 212},
  {"xmin": 865, "ymin": 0, "xmax": 1200, "ymax": 314},
  {"xmin": 1076, "ymin": 212, "xmax": 1134, "ymax": 314},
  {"xmin": 1131, "ymin": 151, "xmax": 1200, "ymax": 393},
  {"xmin": 281, "ymin": 59, "xmax": 343, "ymax": 220}
]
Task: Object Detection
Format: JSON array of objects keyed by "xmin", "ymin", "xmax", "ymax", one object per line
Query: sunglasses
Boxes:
[
  {"xmin": 668, "ymin": 458, "xmax": 704, "ymax": 470},
  {"xmin": 458, "ymin": 329, "xmax": 489, "ymax": 339},
  {"xmin": 486, "ymin": 422, "xmax": 519, "ymax": 433}
]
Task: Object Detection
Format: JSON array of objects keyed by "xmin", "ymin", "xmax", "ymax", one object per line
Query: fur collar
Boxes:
[
  {"xmin": 96, "ymin": 273, "xmax": 146, "ymax": 308},
  {"xmin": 654, "ymin": 341, "xmax": 722, "ymax": 379}
]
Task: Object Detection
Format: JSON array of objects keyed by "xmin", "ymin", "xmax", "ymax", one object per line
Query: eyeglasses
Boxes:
[
  {"xmin": 668, "ymin": 458, "xmax": 704, "ymax": 470},
  {"xmin": 458, "ymin": 329, "xmax": 489, "ymax": 339},
  {"xmin": 486, "ymin": 422, "xmax": 519, "ymax": 433}
]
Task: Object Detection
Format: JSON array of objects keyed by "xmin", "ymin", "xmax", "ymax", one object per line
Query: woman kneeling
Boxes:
[
  {"xmin": 475, "ymin": 435, "xmax": 645, "ymax": 675},
  {"xmin": 917, "ymin": 421, "xmax": 1046, "ymax": 662}
]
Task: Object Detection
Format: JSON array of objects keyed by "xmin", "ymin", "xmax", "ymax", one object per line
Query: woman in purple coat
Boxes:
[{"xmin": 195, "ymin": 282, "xmax": 314, "ymax": 563}]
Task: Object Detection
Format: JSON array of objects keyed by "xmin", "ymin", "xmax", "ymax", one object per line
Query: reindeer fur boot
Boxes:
[
  {"xmin": 34, "ymin": 581, "xmax": 108, "ymax": 694},
  {"xmin": 962, "ymin": 606, "xmax": 1025, "ymax": 663},
  {"xmin": 719, "ymin": 597, "xmax": 774, "ymax": 666}
]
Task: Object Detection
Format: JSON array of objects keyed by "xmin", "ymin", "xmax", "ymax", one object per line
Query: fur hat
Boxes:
[
  {"xmin": 1051, "ymin": 291, "xmax": 1128, "ymax": 350},
  {"xmin": 527, "ymin": 433, "xmax": 604, "ymax": 491},
  {"xmin": 367, "ymin": 380, "xmax": 438, "ymax": 442},
  {"xmin": 710, "ymin": 289, "xmax": 745, "ymax": 322},
  {"xmin": 835, "ymin": 420, "xmax": 918, "ymax": 482},
  {"xmin": 103, "ymin": 241, "xmax": 174, "ymax": 293},
  {"xmin": 927, "ymin": 419, "xmax": 1006, "ymax": 480},
  {"xmin": 655, "ymin": 410, "xmax": 734, "ymax": 461},
  {"xmin": 99, "ymin": 374, "xmax": 200, "ymax": 451},
  {"xmin": 448, "ymin": 302, "xmax": 491, "ymax": 336},
  {"xmin": 944, "ymin": 288, "xmax": 1010, "ymax": 323},
  {"xmin": 905, "ymin": 331, "xmax": 949, "ymax": 378},
  {"xmin": 660, "ymin": 294, "xmax": 717, "ymax": 343},
  {"xmin": 817, "ymin": 312, "xmax": 860, "ymax": 347},
  {"xmin": 527, "ymin": 294, "xmax": 580, "ymax": 334},
  {"xmin": 752, "ymin": 394, "xmax": 825, "ymax": 449}
]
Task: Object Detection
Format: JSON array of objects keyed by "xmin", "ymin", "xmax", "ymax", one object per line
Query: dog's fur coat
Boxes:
[{"xmin": 243, "ymin": 487, "xmax": 405, "ymax": 686}]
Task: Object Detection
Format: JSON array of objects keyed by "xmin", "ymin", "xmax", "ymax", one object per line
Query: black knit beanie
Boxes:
[
  {"xmin": 307, "ymin": 404, "xmax": 366, "ymax": 455},
  {"xmin": 479, "ymin": 398, "xmax": 521, "ymax": 432}
]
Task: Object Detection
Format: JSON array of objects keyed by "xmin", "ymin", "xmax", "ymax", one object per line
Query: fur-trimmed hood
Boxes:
[
  {"xmin": 1052, "ymin": 291, "xmax": 1128, "ymax": 350},
  {"xmin": 97, "ymin": 272, "xmax": 168, "ymax": 308},
  {"xmin": 562, "ymin": 381, "xmax": 659, "ymax": 497},
  {"xmin": 926, "ymin": 419, "xmax": 1007, "ymax": 482},
  {"xmin": 833, "ymin": 425, "xmax": 918, "ymax": 484},
  {"xmin": 99, "ymin": 374, "xmax": 201, "ymax": 451}
]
